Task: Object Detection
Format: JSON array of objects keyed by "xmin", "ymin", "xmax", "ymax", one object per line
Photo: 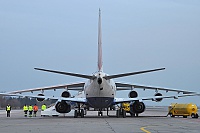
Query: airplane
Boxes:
[{"xmin": 0, "ymin": 9, "xmax": 199, "ymax": 118}]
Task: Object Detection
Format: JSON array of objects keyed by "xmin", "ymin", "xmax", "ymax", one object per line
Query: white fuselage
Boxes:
[{"xmin": 83, "ymin": 72, "xmax": 116, "ymax": 108}]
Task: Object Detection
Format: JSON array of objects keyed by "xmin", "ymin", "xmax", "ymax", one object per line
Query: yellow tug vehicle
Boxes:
[
  {"xmin": 121, "ymin": 102, "xmax": 136, "ymax": 116},
  {"xmin": 122, "ymin": 102, "xmax": 130, "ymax": 112},
  {"xmin": 168, "ymin": 103, "xmax": 199, "ymax": 118}
]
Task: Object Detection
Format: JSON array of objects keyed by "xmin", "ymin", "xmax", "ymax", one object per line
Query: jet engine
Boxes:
[
  {"xmin": 130, "ymin": 101, "xmax": 145, "ymax": 114},
  {"xmin": 61, "ymin": 91, "xmax": 71, "ymax": 98},
  {"xmin": 36, "ymin": 94, "xmax": 45, "ymax": 102},
  {"xmin": 55, "ymin": 100, "xmax": 71, "ymax": 113},
  {"xmin": 128, "ymin": 91, "xmax": 138, "ymax": 98},
  {"xmin": 154, "ymin": 93, "xmax": 163, "ymax": 102}
]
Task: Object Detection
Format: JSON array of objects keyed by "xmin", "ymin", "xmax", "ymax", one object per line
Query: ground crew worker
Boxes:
[
  {"xmin": 41, "ymin": 104, "xmax": 46, "ymax": 111},
  {"xmin": 33, "ymin": 104, "xmax": 38, "ymax": 117},
  {"xmin": 23, "ymin": 104, "xmax": 28, "ymax": 117},
  {"xmin": 28, "ymin": 105, "xmax": 33, "ymax": 117},
  {"xmin": 6, "ymin": 104, "xmax": 11, "ymax": 117}
]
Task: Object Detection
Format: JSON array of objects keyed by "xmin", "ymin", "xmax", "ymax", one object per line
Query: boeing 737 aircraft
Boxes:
[{"xmin": 1, "ymin": 9, "xmax": 199, "ymax": 118}]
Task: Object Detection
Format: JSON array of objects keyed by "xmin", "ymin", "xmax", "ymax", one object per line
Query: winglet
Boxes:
[{"xmin": 98, "ymin": 8, "xmax": 103, "ymax": 72}]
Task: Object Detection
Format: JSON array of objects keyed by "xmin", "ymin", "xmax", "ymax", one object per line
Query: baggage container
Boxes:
[{"xmin": 168, "ymin": 103, "xmax": 198, "ymax": 118}]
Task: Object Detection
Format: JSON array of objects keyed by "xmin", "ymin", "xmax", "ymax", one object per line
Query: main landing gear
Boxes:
[
  {"xmin": 74, "ymin": 109, "xmax": 85, "ymax": 118},
  {"xmin": 74, "ymin": 103, "xmax": 85, "ymax": 118},
  {"xmin": 116, "ymin": 108, "xmax": 126, "ymax": 118}
]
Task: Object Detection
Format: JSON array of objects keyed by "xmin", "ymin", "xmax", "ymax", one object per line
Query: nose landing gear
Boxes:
[{"xmin": 98, "ymin": 110, "xmax": 103, "ymax": 116}]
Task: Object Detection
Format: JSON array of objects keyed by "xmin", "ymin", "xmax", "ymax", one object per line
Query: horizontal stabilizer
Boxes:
[
  {"xmin": 34, "ymin": 68, "xmax": 94, "ymax": 79},
  {"xmin": 105, "ymin": 68, "xmax": 165, "ymax": 79}
]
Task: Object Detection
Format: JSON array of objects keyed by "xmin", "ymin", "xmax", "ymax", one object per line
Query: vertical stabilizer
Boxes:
[{"xmin": 98, "ymin": 9, "xmax": 103, "ymax": 72}]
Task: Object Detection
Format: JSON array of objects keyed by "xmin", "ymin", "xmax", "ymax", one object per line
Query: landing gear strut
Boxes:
[
  {"xmin": 98, "ymin": 109, "xmax": 103, "ymax": 116},
  {"xmin": 116, "ymin": 108, "xmax": 126, "ymax": 118},
  {"xmin": 74, "ymin": 103, "xmax": 85, "ymax": 118}
]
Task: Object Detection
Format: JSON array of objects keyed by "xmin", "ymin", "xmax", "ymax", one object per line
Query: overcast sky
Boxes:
[{"xmin": 0, "ymin": 0, "xmax": 200, "ymax": 106}]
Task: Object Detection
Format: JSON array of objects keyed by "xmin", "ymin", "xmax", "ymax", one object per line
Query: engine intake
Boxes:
[
  {"xmin": 154, "ymin": 93, "xmax": 163, "ymax": 102},
  {"xmin": 128, "ymin": 91, "xmax": 138, "ymax": 98},
  {"xmin": 130, "ymin": 101, "xmax": 145, "ymax": 114},
  {"xmin": 55, "ymin": 101, "xmax": 71, "ymax": 113},
  {"xmin": 61, "ymin": 91, "xmax": 71, "ymax": 98},
  {"xmin": 36, "ymin": 94, "xmax": 45, "ymax": 102}
]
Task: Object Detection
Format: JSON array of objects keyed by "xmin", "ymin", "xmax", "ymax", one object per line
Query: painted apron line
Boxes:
[{"xmin": 140, "ymin": 126, "xmax": 151, "ymax": 133}]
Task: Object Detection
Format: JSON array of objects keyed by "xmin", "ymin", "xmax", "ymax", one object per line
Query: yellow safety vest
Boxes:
[
  {"xmin": 28, "ymin": 106, "xmax": 33, "ymax": 111},
  {"xmin": 41, "ymin": 105, "xmax": 46, "ymax": 111},
  {"xmin": 6, "ymin": 106, "xmax": 11, "ymax": 111},
  {"xmin": 23, "ymin": 106, "xmax": 28, "ymax": 111}
]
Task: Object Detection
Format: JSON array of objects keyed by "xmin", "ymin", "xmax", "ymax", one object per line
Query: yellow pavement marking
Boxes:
[{"xmin": 140, "ymin": 126, "xmax": 151, "ymax": 133}]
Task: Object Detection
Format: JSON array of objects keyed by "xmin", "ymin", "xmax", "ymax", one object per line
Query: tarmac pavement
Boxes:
[{"xmin": 0, "ymin": 107, "xmax": 200, "ymax": 133}]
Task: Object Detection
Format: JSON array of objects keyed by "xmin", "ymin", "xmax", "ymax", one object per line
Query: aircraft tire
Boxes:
[
  {"xmin": 74, "ymin": 110, "xmax": 78, "ymax": 118},
  {"xmin": 169, "ymin": 113, "xmax": 174, "ymax": 117},
  {"xmin": 101, "ymin": 112, "xmax": 103, "ymax": 116},
  {"xmin": 136, "ymin": 113, "xmax": 138, "ymax": 117},
  {"xmin": 98, "ymin": 111, "xmax": 103, "ymax": 116},
  {"xmin": 116, "ymin": 110, "xmax": 120, "ymax": 118},
  {"xmin": 122, "ymin": 110, "xmax": 126, "ymax": 118},
  {"xmin": 195, "ymin": 114, "xmax": 199, "ymax": 118},
  {"xmin": 81, "ymin": 109, "xmax": 84, "ymax": 118},
  {"xmin": 130, "ymin": 112, "xmax": 135, "ymax": 117},
  {"xmin": 191, "ymin": 113, "xmax": 195, "ymax": 118}
]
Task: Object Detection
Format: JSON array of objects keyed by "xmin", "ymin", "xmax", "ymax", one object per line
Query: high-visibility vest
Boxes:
[
  {"xmin": 41, "ymin": 105, "xmax": 46, "ymax": 111},
  {"xmin": 23, "ymin": 106, "xmax": 28, "ymax": 111},
  {"xmin": 28, "ymin": 106, "xmax": 33, "ymax": 111},
  {"xmin": 33, "ymin": 105, "xmax": 38, "ymax": 111},
  {"xmin": 6, "ymin": 106, "xmax": 11, "ymax": 111}
]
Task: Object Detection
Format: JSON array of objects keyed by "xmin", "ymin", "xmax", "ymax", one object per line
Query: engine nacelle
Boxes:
[
  {"xmin": 128, "ymin": 91, "xmax": 138, "ymax": 98},
  {"xmin": 36, "ymin": 94, "xmax": 45, "ymax": 102},
  {"xmin": 130, "ymin": 101, "xmax": 145, "ymax": 114},
  {"xmin": 55, "ymin": 101, "xmax": 71, "ymax": 113},
  {"xmin": 61, "ymin": 91, "xmax": 71, "ymax": 98},
  {"xmin": 154, "ymin": 93, "xmax": 163, "ymax": 102}
]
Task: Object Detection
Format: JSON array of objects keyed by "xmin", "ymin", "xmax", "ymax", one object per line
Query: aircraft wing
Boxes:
[
  {"xmin": 115, "ymin": 82, "xmax": 197, "ymax": 94},
  {"xmin": 0, "ymin": 92, "xmax": 87, "ymax": 103},
  {"xmin": 0, "ymin": 92, "xmax": 199, "ymax": 105},
  {"xmin": 7, "ymin": 82, "xmax": 85, "ymax": 94},
  {"xmin": 114, "ymin": 93, "xmax": 200, "ymax": 104}
]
